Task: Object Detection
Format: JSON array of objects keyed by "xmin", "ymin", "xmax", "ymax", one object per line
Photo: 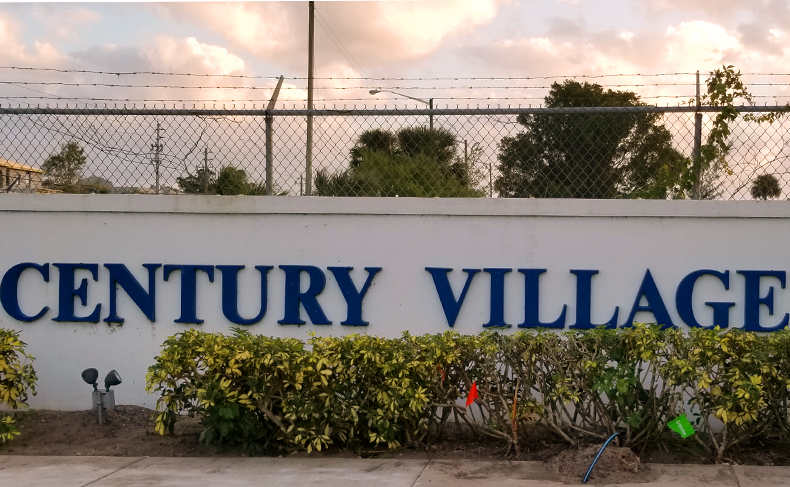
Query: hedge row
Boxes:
[
  {"xmin": 0, "ymin": 329, "xmax": 37, "ymax": 443},
  {"xmin": 147, "ymin": 325, "xmax": 790, "ymax": 460}
]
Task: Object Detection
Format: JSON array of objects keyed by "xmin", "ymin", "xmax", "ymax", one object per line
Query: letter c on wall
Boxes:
[{"xmin": 0, "ymin": 263, "xmax": 50, "ymax": 322}]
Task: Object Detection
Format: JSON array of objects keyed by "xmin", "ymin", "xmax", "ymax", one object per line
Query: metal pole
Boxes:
[
  {"xmin": 305, "ymin": 1, "xmax": 315, "ymax": 196},
  {"xmin": 266, "ymin": 76, "xmax": 284, "ymax": 196},
  {"xmin": 692, "ymin": 70, "xmax": 702, "ymax": 200},
  {"xmin": 155, "ymin": 122, "xmax": 161, "ymax": 195},
  {"xmin": 489, "ymin": 162, "xmax": 493, "ymax": 198},
  {"xmin": 265, "ymin": 115, "xmax": 273, "ymax": 195},
  {"xmin": 203, "ymin": 147, "xmax": 208, "ymax": 194},
  {"xmin": 429, "ymin": 98, "xmax": 433, "ymax": 130}
]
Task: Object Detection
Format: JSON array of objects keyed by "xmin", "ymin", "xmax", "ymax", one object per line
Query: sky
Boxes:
[{"xmin": 0, "ymin": 1, "xmax": 789, "ymax": 107}]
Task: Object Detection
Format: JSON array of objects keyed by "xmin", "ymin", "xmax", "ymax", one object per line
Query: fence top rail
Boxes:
[{"xmin": 0, "ymin": 105, "xmax": 787, "ymax": 116}]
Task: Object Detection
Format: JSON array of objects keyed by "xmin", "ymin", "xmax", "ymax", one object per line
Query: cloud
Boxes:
[
  {"xmin": 142, "ymin": 37, "xmax": 246, "ymax": 75},
  {"xmin": 31, "ymin": 6, "xmax": 100, "ymax": 42},
  {"xmin": 70, "ymin": 36, "xmax": 266, "ymax": 105},
  {"xmin": 738, "ymin": 22, "xmax": 785, "ymax": 57},
  {"xmin": 156, "ymin": 1, "xmax": 505, "ymax": 72},
  {"xmin": 463, "ymin": 35, "xmax": 642, "ymax": 79},
  {"xmin": 665, "ymin": 21, "xmax": 743, "ymax": 71},
  {"xmin": 0, "ymin": 10, "xmax": 65, "ymax": 66}
]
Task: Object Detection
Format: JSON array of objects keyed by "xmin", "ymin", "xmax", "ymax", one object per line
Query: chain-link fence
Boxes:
[{"xmin": 1, "ymin": 105, "xmax": 788, "ymax": 200}]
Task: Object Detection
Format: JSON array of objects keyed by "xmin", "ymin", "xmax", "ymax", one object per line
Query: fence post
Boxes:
[
  {"xmin": 265, "ymin": 115, "xmax": 273, "ymax": 196},
  {"xmin": 265, "ymin": 76, "xmax": 284, "ymax": 196},
  {"xmin": 692, "ymin": 70, "xmax": 702, "ymax": 200}
]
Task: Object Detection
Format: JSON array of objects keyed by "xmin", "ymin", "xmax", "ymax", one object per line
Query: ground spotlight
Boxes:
[
  {"xmin": 81, "ymin": 368, "xmax": 98, "ymax": 390},
  {"xmin": 104, "ymin": 370, "xmax": 122, "ymax": 391},
  {"xmin": 81, "ymin": 368, "xmax": 121, "ymax": 425}
]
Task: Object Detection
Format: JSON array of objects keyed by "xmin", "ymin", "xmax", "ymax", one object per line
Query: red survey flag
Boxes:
[{"xmin": 466, "ymin": 381, "xmax": 478, "ymax": 407}]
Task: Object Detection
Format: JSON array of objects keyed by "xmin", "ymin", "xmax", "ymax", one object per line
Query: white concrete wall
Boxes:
[{"xmin": 1, "ymin": 194, "xmax": 790, "ymax": 409}]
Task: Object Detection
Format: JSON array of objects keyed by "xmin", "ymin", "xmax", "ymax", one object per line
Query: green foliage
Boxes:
[
  {"xmin": 316, "ymin": 150, "xmax": 482, "ymax": 197},
  {"xmin": 750, "ymin": 174, "xmax": 782, "ymax": 200},
  {"xmin": 41, "ymin": 141, "xmax": 88, "ymax": 192},
  {"xmin": 148, "ymin": 326, "xmax": 790, "ymax": 461},
  {"xmin": 0, "ymin": 329, "xmax": 37, "ymax": 444},
  {"xmin": 177, "ymin": 167, "xmax": 215, "ymax": 194},
  {"xmin": 318, "ymin": 126, "xmax": 483, "ymax": 197},
  {"xmin": 664, "ymin": 328, "xmax": 777, "ymax": 460},
  {"xmin": 676, "ymin": 65, "xmax": 752, "ymax": 199},
  {"xmin": 495, "ymin": 80, "xmax": 686, "ymax": 199},
  {"xmin": 177, "ymin": 165, "xmax": 270, "ymax": 196},
  {"xmin": 146, "ymin": 330, "xmax": 465, "ymax": 453}
]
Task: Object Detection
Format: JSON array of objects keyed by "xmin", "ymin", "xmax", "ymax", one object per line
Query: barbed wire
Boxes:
[
  {"xmin": 4, "ymin": 94, "xmax": 790, "ymax": 105},
  {"xmin": 2, "ymin": 66, "xmax": 790, "ymax": 83}
]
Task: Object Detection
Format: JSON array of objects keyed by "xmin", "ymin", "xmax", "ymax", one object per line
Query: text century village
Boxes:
[{"xmin": 0, "ymin": 263, "xmax": 788, "ymax": 332}]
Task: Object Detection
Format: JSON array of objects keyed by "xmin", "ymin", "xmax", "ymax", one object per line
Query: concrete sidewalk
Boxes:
[{"xmin": 0, "ymin": 456, "xmax": 786, "ymax": 487}]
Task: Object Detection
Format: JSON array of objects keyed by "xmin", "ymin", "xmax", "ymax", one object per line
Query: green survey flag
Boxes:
[{"xmin": 668, "ymin": 414, "xmax": 695, "ymax": 438}]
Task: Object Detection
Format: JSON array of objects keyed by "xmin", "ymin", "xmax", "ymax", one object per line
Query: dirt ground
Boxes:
[{"xmin": 2, "ymin": 405, "xmax": 790, "ymax": 473}]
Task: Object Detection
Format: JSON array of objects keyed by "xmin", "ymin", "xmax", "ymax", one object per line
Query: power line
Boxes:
[{"xmin": 314, "ymin": 5, "xmax": 370, "ymax": 78}]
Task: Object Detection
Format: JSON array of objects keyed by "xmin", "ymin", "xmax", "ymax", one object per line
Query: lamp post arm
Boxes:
[{"xmin": 375, "ymin": 89, "xmax": 430, "ymax": 106}]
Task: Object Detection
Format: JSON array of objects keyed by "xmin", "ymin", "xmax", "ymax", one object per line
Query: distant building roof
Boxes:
[{"xmin": 0, "ymin": 158, "xmax": 44, "ymax": 173}]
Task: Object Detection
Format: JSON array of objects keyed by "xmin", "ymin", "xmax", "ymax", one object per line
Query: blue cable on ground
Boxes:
[{"xmin": 582, "ymin": 432, "xmax": 620, "ymax": 484}]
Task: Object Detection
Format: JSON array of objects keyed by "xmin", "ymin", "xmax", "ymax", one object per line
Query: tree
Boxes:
[
  {"xmin": 177, "ymin": 165, "xmax": 267, "ymax": 195},
  {"xmin": 750, "ymin": 174, "xmax": 781, "ymax": 200},
  {"xmin": 41, "ymin": 142, "xmax": 87, "ymax": 191},
  {"xmin": 495, "ymin": 81, "xmax": 687, "ymax": 199},
  {"xmin": 317, "ymin": 126, "xmax": 483, "ymax": 197},
  {"xmin": 214, "ymin": 166, "xmax": 251, "ymax": 195},
  {"xmin": 176, "ymin": 167, "xmax": 215, "ymax": 194}
]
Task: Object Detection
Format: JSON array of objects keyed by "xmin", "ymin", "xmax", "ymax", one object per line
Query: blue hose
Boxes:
[{"xmin": 582, "ymin": 432, "xmax": 620, "ymax": 484}]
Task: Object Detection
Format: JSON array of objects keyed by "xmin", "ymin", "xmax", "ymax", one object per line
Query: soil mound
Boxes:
[{"xmin": 549, "ymin": 446, "xmax": 656, "ymax": 484}]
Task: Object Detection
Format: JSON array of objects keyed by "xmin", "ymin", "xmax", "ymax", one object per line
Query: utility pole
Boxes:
[
  {"xmin": 692, "ymin": 70, "xmax": 702, "ymax": 200},
  {"xmin": 305, "ymin": 1, "xmax": 315, "ymax": 196},
  {"xmin": 151, "ymin": 122, "xmax": 163, "ymax": 195},
  {"xmin": 266, "ymin": 75, "xmax": 284, "ymax": 196}
]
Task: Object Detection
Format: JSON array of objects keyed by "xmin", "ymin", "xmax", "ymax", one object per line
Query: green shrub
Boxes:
[
  {"xmin": 147, "ymin": 326, "xmax": 790, "ymax": 460},
  {"xmin": 450, "ymin": 325, "xmax": 684, "ymax": 453},
  {"xmin": 665, "ymin": 327, "xmax": 781, "ymax": 459},
  {"xmin": 146, "ymin": 329, "xmax": 465, "ymax": 453},
  {"xmin": 0, "ymin": 329, "xmax": 37, "ymax": 443}
]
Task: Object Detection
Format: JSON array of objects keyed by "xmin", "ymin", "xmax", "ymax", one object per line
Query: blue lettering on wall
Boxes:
[
  {"xmin": 483, "ymin": 268, "xmax": 511, "ymax": 328},
  {"xmin": 675, "ymin": 270, "xmax": 734, "ymax": 329},
  {"xmin": 217, "ymin": 265, "xmax": 273, "ymax": 326},
  {"xmin": 569, "ymin": 269, "xmax": 618, "ymax": 329},
  {"xmin": 327, "ymin": 267, "xmax": 382, "ymax": 326},
  {"xmin": 163, "ymin": 265, "xmax": 215, "ymax": 324},
  {"xmin": 623, "ymin": 269, "xmax": 675, "ymax": 329},
  {"xmin": 5, "ymin": 261, "xmax": 790, "ymax": 332},
  {"xmin": 278, "ymin": 265, "xmax": 331, "ymax": 325},
  {"xmin": 737, "ymin": 270, "xmax": 790, "ymax": 332},
  {"xmin": 425, "ymin": 268, "xmax": 480, "ymax": 327},
  {"xmin": 53, "ymin": 263, "xmax": 102, "ymax": 323},
  {"xmin": 519, "ymin": 269, "xmax": 567, "ymax": 328},
  {"xmin": 104, "ymin": 264, "xmax": 161, "ymax": 323},
  {"xmin": 0, "ymin": 263, "xmax": 50, "ymax": 322}
]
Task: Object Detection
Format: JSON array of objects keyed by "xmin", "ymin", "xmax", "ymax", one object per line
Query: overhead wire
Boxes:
[{"xmin": 314, "ymin": 5, "xmax": 370, "ymax": 79}]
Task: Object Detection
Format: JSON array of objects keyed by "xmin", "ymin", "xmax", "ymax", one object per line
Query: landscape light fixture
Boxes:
[
  {"xmin": 81, "ymin": 368, "xmax": 122, "ymax": 425},
  {"xmin": 369, "ymin": 89, "xmax": 434, "ymax": 129},
  {"xmin": 81, "ymin": 368, "xmax": 98, "ymax": 390}
]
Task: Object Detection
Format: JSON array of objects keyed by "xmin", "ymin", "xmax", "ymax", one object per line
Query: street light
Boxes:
[{"xmin": 369, "ymin": 89, "xmax": 434, "ymax": 130}]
